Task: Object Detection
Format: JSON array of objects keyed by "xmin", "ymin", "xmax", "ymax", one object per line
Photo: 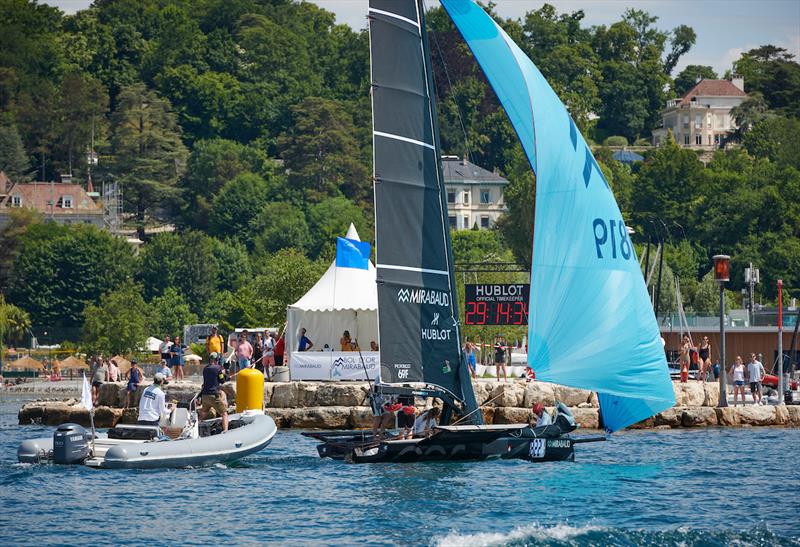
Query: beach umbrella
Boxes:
[
  {"xmin": 12, "ymin": 355, "xmax": 44, "ymax": 370},
  {"xmin": 59, "ymin": 355, "xmax": 88, "ymax": 370}
]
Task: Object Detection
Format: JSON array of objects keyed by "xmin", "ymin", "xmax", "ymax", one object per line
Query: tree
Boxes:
[
  {"xmin": 0, "ymin": 124, "xmax": 31, "ymax": 180},
  {"xmin": 0, "ymin": 207, "xmax": 42, "ymax": 292},
  {"xmin": 0, "ymin": 294, "xmax": 31, "ymax": 347},
  {"xmin": 495, "ymin": 148, "xmax": 535, "ymax": 267},
  {"xmin": 728, "ymin": 93, "xmax": 770, "ymax": 141},
  {"xmin": 742, "ymin": 116, "xmax": 800, "ymax": 170},
  {"xmin": 277, "ymin": 97, "xmax": 370, "ymax": 204},
  {"xmin": 148, "ymin": 287, "xmax": 198, "ymax": 337},
  {"xmin": 664, "ymin": 25, "xmax": 696, "ymax": 75},
  {"xmin": 105, "ymin": 83, "xmax": 188, "ymax": 238},
  {"xmin": 673, "ymin": 65, "xmax": 717, "ymax": 97},
  {"xmin": 734, "ymin": 46, "xmax": 800, "ymax": 116},
  {"xmin": 207, "ymin": 172, "xmax": 276, "ymax": 242},
  {"xmin": 54, "ymin": 72, "xmax": 109, "ymax": 177},
  {"xmin": 81, "ymin": 282, "xmax": 149, "ymax": 355},
  {"xmin": 8, "ymin": 223, "xmax": 135, "ymax": 335},
  {"xmin": 250, "ymin": 202, "xmax": 311, "ymax": 256},
  {"xmin": 305, "ymin": 197, "xmax": 371, "ymax": 258}
]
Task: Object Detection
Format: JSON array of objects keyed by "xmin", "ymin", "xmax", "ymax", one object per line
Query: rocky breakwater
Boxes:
[{"xmin": 17, "ymin": 379, "xmax": 800, "ymax": 430}]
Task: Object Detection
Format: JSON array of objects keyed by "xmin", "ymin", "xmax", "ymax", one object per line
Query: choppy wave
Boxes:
[{"xmin": 432, "ymin": 523, "xmax": 800, "ymax": 547}]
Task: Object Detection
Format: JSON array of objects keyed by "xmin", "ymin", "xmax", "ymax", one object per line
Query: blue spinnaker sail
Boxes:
[{"xmin": 441, "ymin": 0, "xmax": 675, "ymax": 431}]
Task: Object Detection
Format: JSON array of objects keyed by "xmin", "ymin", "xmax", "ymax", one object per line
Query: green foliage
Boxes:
[
  {"xmin": 81, "ymin": 282, "xmax": 149, "ymax": 356},
  {"xmin": 495, "ymin": 148, "xmax": 535, "ymax": 267},
  {"xmin": 603, "ymin": 136, "xmax": 628, "ymax": 147},
  {"xmin": 250, "ymin": 202, "xmax": 311, "ymax": 256},
  {"xmin": 305, "ymin": 197, "xmax": 371, "ymax": 258},
  {"xmin": 0, "ymin": 207, "xmax": 42, "ymax": 292},
  {"xmin": 673, "ymin": 65, "xmax": 717, "ymax": 97},
  {"xmin": 147, "ymin": 287, "xmax": 198, "ymax": 337},
  {"xmin": 742, "ymin": 116, "xmax": 800, "ymax": 170},
  {"xmin": 207, "ymin": 172, "xmax": 277, "ymax": 242},
  {"xmin": 0, "ymin": 123, "xmax": 30, "ymax": 179},
  {"xmin": 734, "ymin": 46, "xmax": 800, "ymax": 117},
  {"xmin": 8, "ymin": 223, "xmax": 135, "ymax": 332},
  {"xmin": 0, "ymin": 294, "xmax": 31, "ymax": 346}
]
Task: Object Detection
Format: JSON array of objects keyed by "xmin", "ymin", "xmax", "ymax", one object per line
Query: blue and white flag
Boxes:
[
  {"xmin": 335, "ymin": 237, "xmax": 371, "ymax": 270},
  {"xmin": 81, "ymin": 372, "xmax": 93, "ymax": 411}
]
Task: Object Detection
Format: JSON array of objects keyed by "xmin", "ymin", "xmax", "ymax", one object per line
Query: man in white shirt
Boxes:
[
  {"xmin": 747, "ymin": 353, "xmax": 765, "ymax": 405},
  {"xmin": 531, "ymin": 402, "xmax": 553, "ymax": 427},
  {"xmin": 137, "ymin": 373, "xmax": 171, "ymax": 426},
  {"xmin": 413, "ymin": 407, "xmax": 441, "ymax": 438},
  {"xmin": 158, "ymin": 360, "xmax": 173, "ymax": 382}
]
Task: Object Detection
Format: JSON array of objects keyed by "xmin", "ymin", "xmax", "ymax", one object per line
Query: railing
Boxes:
[{"xmin": 658, "ymin": 312, "xmax": 799, "ymax": 329}]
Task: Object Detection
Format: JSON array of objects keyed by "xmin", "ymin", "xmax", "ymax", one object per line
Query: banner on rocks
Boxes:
[{"xmin": 289, "ymin": 351, "xmax": 379, "ymax": 381}]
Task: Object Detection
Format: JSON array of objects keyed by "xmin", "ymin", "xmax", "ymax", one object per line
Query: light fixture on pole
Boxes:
[
  {"xmin": 713, "ymin": 255, "xmax": 730, "ymax": 408},
  {"xmin": 778, "ymin": 279, "xmax": 784, "ymax": 403}
]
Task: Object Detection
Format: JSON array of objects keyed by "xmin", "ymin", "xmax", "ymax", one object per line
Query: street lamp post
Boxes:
[
  {"xmin": 713, "ymin": 255, "xmax": 730, "ymax": 408},
  {"xmin": 778, "ymin": 279, "xmax": 784, "ymax": 403}
]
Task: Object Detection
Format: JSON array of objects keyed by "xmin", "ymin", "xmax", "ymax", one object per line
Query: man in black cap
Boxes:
[{"xmin": 200, "ymin": 352, "xmax": 228, "ymax": 432}]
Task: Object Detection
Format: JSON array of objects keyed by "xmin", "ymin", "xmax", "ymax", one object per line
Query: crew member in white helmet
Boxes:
[{"xmin": 137, "ymin": 372, "xmax": 172, "ymax": 426}]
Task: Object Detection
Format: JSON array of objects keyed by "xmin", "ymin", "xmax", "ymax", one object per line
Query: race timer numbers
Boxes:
[{"xmin": 464, "ymin": 284, "xmax": 530, "ymax": 326}]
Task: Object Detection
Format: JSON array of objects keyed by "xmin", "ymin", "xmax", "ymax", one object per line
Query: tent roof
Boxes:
[
  {"xmin": 145, "ymin": 337, "xmax": 163, "ymax": 352},
  {"xmin": 612, "ymin": 149, "xmax": 644, "ymax": 163},
  {"xmin": 58, "ymin": 355, "xmax": 88, "ymax": 369},
  {"xmin": 12, "ymin": 355, "xmax": 44, "ymax": 369},
  {"xmin": 289, "ymin": 224, "xmax": 377, "ymax": 312}
]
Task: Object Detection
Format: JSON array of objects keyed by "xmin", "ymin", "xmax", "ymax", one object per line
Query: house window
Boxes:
[
  {"xmin": 684, "ymin": 135, "xmax": 690, "ymax": 145},
  {"xmin": 715, "ymin": 114, "xmax": 726, "ymax": 129},
  {"xmin": 447, "ymin": 191, "xmax": 456, "ymax": 204},
  {"xmin": 463, "ymin": 216, "xmax": 469, "ymax": 229},
  {"xmin": 11, "ymin": 195, "xmax": 22, "ymax": 207},
  {"xmin": 448, "ymin": 216, "xmax": 456, "ymax": 229},
  {"xmin": 714, "ymin": 134, "xmax": 721, "ymax": 145},
  {"xmin": 682, "ymin": 115, "xmax": 689, "ymax": 128},
  {"xmin": 480, "ymin": 189, "xmax": 491, "ymax": 204},
  {"xmin": 695, "ymin": 135, "xmax": 702, "ymax": 145},
  {"xmin": 58, "ymin": 195, "xmax": 73, "ymax": 208},
  {"xmin": 480, "ymin": 215, "xmax": 490, "ymax": 228},
  {"xmin": 694, "ymin": 114, "xmax": 702, "ymax": 129},
  {"xmin": 462, "ymin": 190, "xmax": 470, "ymax": 205}
]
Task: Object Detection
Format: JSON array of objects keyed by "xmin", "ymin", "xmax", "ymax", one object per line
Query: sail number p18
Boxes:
[{"xmin": 592, "ymin": 218, "xmax": 632, "ymax": 260}]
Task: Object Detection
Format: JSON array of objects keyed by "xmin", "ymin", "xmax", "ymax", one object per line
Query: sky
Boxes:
[{"xmin": 46, "ymin": 0, "xmax": 800, "ymax": 75}]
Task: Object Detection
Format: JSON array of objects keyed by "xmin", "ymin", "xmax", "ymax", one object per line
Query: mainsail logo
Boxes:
[
  {"xmin": 397, "ymin": 288, "xmax": 450, "ymax": 306},
  {"xmin": 431, "ymin": 313, "xmax": 439, "ymax": 326}
]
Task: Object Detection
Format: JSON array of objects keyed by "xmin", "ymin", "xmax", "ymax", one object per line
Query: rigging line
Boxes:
[{"xmin": 424, "ymin": 0, "xmax": 474, "ymax": 165}]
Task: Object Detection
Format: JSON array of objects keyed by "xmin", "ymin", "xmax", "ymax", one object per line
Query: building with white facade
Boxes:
[
  {"xmin": 442, "ymin": 156, "xmax": 509, "ymax": 230},
  {"xmin": 653, "ymin": 77, "xmax": 747, "ymax": 150}
]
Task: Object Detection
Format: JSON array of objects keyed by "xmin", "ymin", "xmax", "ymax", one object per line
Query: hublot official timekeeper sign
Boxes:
[{"xmin": 464, "ymin": 284, "xmax": 530, "ymax": 326}]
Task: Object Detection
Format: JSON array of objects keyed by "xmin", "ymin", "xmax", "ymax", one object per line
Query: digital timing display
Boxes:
[{"xmin": 464, "ymin": 284, "xmax": 530, "ymax": 326}]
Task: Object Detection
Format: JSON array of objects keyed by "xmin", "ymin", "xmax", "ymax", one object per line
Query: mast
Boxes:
[{"xmin": 368, "ymin": 0, "xmax": 480, "ymax": 422}]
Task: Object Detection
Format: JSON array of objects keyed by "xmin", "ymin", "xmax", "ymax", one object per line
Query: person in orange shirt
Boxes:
[{"xmin": 205, "ymin": 326, "xmax": 225, "ymax": 357}]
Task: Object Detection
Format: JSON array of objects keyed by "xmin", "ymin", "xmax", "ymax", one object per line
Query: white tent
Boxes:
[
  {"xmin": 286, "ymin": 224, "xmax": 378, "ymax": 361},
  {"xmin": 145, "ymin": 336, "xmax": 163, "ymax": 352}
]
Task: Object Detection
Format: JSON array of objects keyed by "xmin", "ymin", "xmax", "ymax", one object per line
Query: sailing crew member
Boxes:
[
  {"xmin": 137, "ymin": 373, "xmax": 171, "ymax": 426},
  {"xmin": 200, "ymin": 352, "xmax": 229, "ymax": 432},
  {"xmin": 413, "ymin": 406, "xmax": 441, "ymax": 438},
  {"xmin": 397, "ymin": 393, "xmax": 416, "ymax": 440},
  {"xmin": 530, "ymin": 403, "xmax": 553, "ymax": 427},
  {"xmin": 369, "ymin": 384, "xmax": 397, "ymax": 439}
]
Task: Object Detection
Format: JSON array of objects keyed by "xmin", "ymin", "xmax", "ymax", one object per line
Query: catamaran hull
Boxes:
[{"xmin": 17, "ymin": 414, "xmax": 277, "ymax": 469}]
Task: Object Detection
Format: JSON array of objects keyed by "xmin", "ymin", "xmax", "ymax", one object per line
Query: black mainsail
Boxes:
[{"xmin": 368, "ymin": 0, "xmax": 480, "ymax": 422}]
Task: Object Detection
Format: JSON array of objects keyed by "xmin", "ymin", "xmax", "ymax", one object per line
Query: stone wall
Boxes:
[{"xmin": 16, "ymin": 379, "xmax": 800, "ymax": 430}]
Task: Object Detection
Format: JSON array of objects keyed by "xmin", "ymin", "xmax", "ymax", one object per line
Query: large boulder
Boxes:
[
  {"xmin": 264, "ymin": 382, "xmax": 276, "ymax": 406},
  {"xmin": 93, "ymin": 406, "xmax": 123, "ymax": 428},
  {"xmin": 489, "ymin": 382, "xmax": 525, "ymax": 407},
  {"xmin": 654, "ymin": 407, "xmax": 683, "ymax": 427},
  {"xmin": 290, "ymin": 406, "xmax": 350, "ymax": 429},
  {"xmin": 629, "ymin": 417, "xmax": 655, "ymax": 429},
  {"xmin": 266, "ymin": 408, "xmax": 295, "ymax": 428},
  {"xmin": 18, "ymin": 402, "xmax": 46, "ymax": 424},
  {"xmin": 774, "ymin": 405, "xmax": 789, "ymax": 426},
  {"xmin": 522, "ymin": 382, "xmax": 556, "ymax": 407},
  {"xmin": 493, "ymin": 407, "xmax": 530, "ymax": 424},
  {"xmin": 681, "ymin": 382, "xmax": 705, "ymax": 407},
  {"xmin": 269, "ymin": 383, "xmax": 298, "ymax": 408},
  {"xmin": 471, "ymin": 382, "xmax": 492, "ymax": 405},
  {"xmin": 702, "ymin": 383, "xmax": 719, "ymax": 407},
  {"xmin": 571, "ymin": 408, "xmax": 599, "ymax": 429},
  {"xmin": 681, "ymin": 407, "xmax": 718, "ymax": 427},
  {"xmin": 164, "ymin": 382, "xmax": 205, "ymax": 405},
  {"xmin": 737, "ymin": 405, "xmax": 777, "ymax": 426},
  {"xmin": 349, "ymin": 407, "xmax": 373, "ymax": 429},
  {"xmin": 588, "ymin": 392, "xmax": 599, "ymax": 408},
  {"xmin": 315, "ymin": 383, "xmax": 367, "ymax": 407},
  {"xmin": 786, "ymin": 406, "xmax": 800, "ymax": 426},
  {"xmin": 671, "ymin": 382, "xmax": 685, "ymax": 406},
  {"xmin": 98, "ymin": 382, "xmax": 125, "ymax": 407},
  {"xmin": 553, "ymin": 385, "xmax": 592, "ymax": 407},
  {"xmin": 714, "ymin": 407, "xmax": 740, "ymax": 426},
  {"xmin": 119, "ymin": 407, "xmax": 138, "ymax": 424}
]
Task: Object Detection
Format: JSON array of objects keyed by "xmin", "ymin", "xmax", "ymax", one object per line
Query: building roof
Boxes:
[
  {"xmin": 0, "ymin": 181, "xmax": 101, "ymax": 215},
  {"xmin": 612, "ymin": 150, "xmax": 644, "ymax": 164},
  {"xmin": 679, "ymin": 79, "xmax": 746, "ymax": 106},
  {"xmin": 441, "ymin": 156, "xmax": 508, "ymax": 185}
]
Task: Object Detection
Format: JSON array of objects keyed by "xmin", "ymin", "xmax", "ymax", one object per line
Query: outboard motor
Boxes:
[{"xmin": 53, "ymin": 423, "xmax": 91, "ymax": 464}]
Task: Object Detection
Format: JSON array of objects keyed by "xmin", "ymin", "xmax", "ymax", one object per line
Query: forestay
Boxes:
[
  {"xmin": 368, "ymin": 0, "xmax": 478, "ymax": 418},
  {"xmin": 441, "ymin": 0, "xmax": 675, "ymax": 431}
]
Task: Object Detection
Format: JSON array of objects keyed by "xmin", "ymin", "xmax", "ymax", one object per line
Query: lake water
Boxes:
[{"xmin": 1, "ymin": 394, "xmax": 798, "ymax": 546}]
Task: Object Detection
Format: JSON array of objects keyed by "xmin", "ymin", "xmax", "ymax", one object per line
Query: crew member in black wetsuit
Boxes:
[
  {"xmin": 698, "ymin": 336, "xmax": 712, "ymax": 382},
  {"xmin": 200, "ymin": 353, "xmax": 229, "ymax": 432}
]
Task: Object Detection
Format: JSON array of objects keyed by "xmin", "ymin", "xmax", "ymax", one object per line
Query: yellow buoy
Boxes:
[{"xmin": 236, "ymin": 367, "xmax": 265, "ymax": 413}]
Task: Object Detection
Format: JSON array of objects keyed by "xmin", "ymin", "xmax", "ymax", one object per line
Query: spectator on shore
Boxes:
[
  {"xmin": 137, "ymin": 373, "xmax": 171, "ymax": 426},
  {"xmin": 274, "ymin": 334, "xmax": 286, "ymax": 367},
  {"xmin": 205, "ymin": 326, "xmax": 224, "ymax": 357},
  {"xmin": 261, "ymin": 332, "xmax": 275, "ymax": 380},
  {"xmin": 298, "ymin": 328, "xmax": 314, "ymax": 352},
  {"xmin": 107, "ymin": 359, "xmax": 119, "ymax": 382},
  {"xmin": 679, "ymin": 334, "xmax": 693, "ymax": 383},
  {"xmin": 159, "ymin": 335, "xmax": 172, "ymax": 364},
  {"xmin": 171, "ymin": 335, "xmax": 186, "ymax": 382},
  {"xmin": 730, "ymin": 356, "xmax": 746, "ymax": 406},
  {"xmin": 90, "ymin": 358, "xmax": 108, "ymax": 406},
  {"xmin": 413, "ymin": 406, "xmax": 440, "ymax": 438},
  {"xmin": 698, "ymin": 336, "xmax": 712, "ymax": 382},
  {"xmin": 463, "ymin": 341, "xmax": 477, "ymax": 379},
  {"xmin": 530, "ymin": 402, "xmax": 552, "ymax": 427},
  {"xmin": 236, "ymin": 333, "xmax": 253, "ymax": 371},
  {"xmin": 125, "ymin": 359, "xmax": 144, "ymax": 409},
  {"xmin": 747, "ymin": 353, "xmax": 765, "ymax": 405},
  {"xmin": 340, "ymin": 331, "xmax": 353, "ymax": 351},
  {"xmin": 158, "ymin": 359, "xmax": 172, "ymax": 383},
  {"xmin": 200, "ymin": 353, "xmax": 229, "ymax": 432},
  {"xmin": 494, "ymin": 336, "xmax": 507, "ymax": 382},
  {"xmin": 370, "ymin": 340, "xmax": 379, "ymax": 351}
]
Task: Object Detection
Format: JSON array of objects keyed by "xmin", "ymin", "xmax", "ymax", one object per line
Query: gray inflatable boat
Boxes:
[{"xmin": 18, "ymin": 409, "xmax": 277, "ymax": 469}]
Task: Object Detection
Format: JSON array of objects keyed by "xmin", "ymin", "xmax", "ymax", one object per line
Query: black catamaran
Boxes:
[{"xmin": 305, "ymin": 0, "xmax": 673, "ymax": 463}]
